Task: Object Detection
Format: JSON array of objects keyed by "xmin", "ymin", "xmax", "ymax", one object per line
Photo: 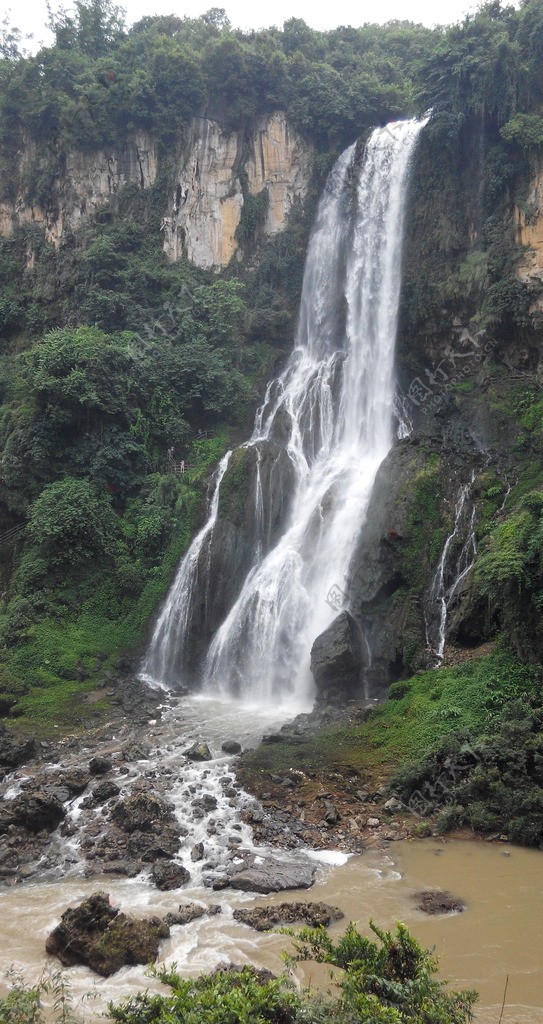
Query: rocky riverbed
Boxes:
[{"xmin": 0, "ymin": 675, "xmax": 423, "ymax": 898}]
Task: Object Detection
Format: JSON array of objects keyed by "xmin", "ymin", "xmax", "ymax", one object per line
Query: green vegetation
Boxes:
[
  {"xmin": 106, "ymin": 924, "xmax": 475, "ymax": 1024},
  {"xmin": 242, "ymin": 644, "xmax": 543, "ymax": 847}
]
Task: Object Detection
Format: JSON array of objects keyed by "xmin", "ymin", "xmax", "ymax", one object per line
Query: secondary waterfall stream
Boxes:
[{"xmin": 143, "ymin": 117, "xmax": 427, "ymax": 702}]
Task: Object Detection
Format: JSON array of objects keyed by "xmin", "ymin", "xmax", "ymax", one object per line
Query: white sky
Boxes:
[{"xmin": 9, "ymin": 0, "xmax": 520, "ymax": 52}]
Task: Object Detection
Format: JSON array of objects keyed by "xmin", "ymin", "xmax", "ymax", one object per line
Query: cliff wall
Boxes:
[
  {"xmin": 0, "ymin": 112, "xmax": 313, "ymax": 269},
  {"xmin": 0, "ymin": 132, "xmax": 158, "ymax": 247}
]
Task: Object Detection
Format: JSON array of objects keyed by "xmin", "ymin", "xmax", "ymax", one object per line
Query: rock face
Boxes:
[
  {"xmin": 45, "ymin": 892, "xmax": 170, "ymax": 976},
  {"xmin": 162, "ymin": 112, "xmax": 312, "ymax": 267},
  {"xmin": 0, "ymin": 133, "xmax": 157, "ymax": 248},
  {"xmin": 515, "ymin": 157, "xmax": 543, "ymax": 312},
  {"xmin": 175, "ymin": 440, "xmax": 297, "ymax": 684}
]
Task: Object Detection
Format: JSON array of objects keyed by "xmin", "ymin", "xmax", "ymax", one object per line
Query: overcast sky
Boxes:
[{"xmin": 10, "ymin": 0, "xmax": 520, "ymax": 52}]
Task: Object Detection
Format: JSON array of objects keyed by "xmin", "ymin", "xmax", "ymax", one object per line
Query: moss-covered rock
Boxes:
[{"xmin": 45, "ymin": 892, "xmax": 170, "ymax": 977}]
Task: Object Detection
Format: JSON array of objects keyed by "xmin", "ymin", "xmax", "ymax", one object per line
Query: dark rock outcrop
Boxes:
[
  {"xmin": 0, "ymin": 728, "xmax": 36, "ymax": 774},
  {"xmin": 45, "ymin": 892, "xmax": 170, "ymax": 976},
  {"xmin": 414, "ymin": 889, "xmax": 465, "ymax": 914},
  {"xmin": 89, "ymin": 756, "xmax": 113, "ymax": 776},
  {"xmin": 110, "ymin": 791, "xmax": 176, "ymax": 833},
  {"xmin": 310, "ymin": 611, "xmax": 367, "ymax": 702},
  {"xmin": 221, "ymin": 740, "xmax": 242, "ymax": 755},
  {"xmin": 184, "ymin": 742, "xmax": 212, "ymax": 762},
  {"xmin": 233, "ymin": 900, "xmax": 344, "ymax": 930},
  {"xmin": 0, "ymin": 789, "xmax": 65, "ymax": 833},
  {"xmin": 151, "ymin": 861, "xmax": 191, "ymax": 890}
]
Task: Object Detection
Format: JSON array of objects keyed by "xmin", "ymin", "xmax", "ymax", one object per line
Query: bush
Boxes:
[{"xmin": 27, "ymin": 478, "xmax": 120, "ymax": 563}]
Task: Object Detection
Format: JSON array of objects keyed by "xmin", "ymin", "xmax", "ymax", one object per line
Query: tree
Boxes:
[{"xmin": 27, "ymin": 476, "xmax": 120, "ymax": 562}]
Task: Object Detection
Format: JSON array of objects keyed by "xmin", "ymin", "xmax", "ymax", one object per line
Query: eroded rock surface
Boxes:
[
  {"xmin": 414, "ymin": 889, "xmax": 465, "ymax": 914},
  {"xmin": 45, "ymin": 892, "xmax": 169, "ymax": 976},
  {"xmin": 233, "ymin": 900, "xmax": 344, "ymax": 930}
]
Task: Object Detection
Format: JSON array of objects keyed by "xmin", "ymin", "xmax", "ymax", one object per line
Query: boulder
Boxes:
[
  {"xmin": 414, "ymin": 890, "xmax": 465, "ymax": 914},
  {"xmin": 89, "ymin": 779, "xmax": 121, "ymax": 804},
  {"xmin": 60, "ymin": 768, "xmax": 91, "ymax": 795},
  {"xmin": 310, "ymin": 612, "xmax": 366, "ymax": 702},
  {"xmin": 164, "ymin": 902, "xmax": 221, "ymax": 926},
  {"xmin": 45, "ymin": 892, "xmax": 169, "ymax": 977},
  {"xmin": 151, "ymin": 862, "xmax": 191, "ymax": 890},
  {"xmin": 0, "ymin": 789, "xmax": 65, "ymax": 833},
  {"xmin": 184, "ymin": 741, "xmax": 212, "ymax": 762},
  {"xmin": 233, "ymin": 901, "xmax": 344, "ymax": 931},
  {"xmin": 0, "ymin": 732, "xmax": 36, "ymax": 771},
  {"xmin": 88, "ymin": 756, "xmax": 113, "ymax": 776},
  {"xmin": 220, "ymin": 857, "xmax": 315, "ymax": 894},
  {"xmin": 221, "ymin": 740, "xmax": 242, "ymax": 755},
  {"xmin": 110, "ymin": 792, "xmax": 176, "ymax": 833}
]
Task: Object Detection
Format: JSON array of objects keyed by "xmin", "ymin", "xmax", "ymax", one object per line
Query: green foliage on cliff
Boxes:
[{"xmin": 0, "ymin": 1, "xmax": 438, "ymax": 161}]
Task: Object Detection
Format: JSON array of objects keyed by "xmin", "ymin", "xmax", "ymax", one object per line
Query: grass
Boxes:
[{"xmin": 241, "ymin": 646, "xmax": 541, "ymax": 783}]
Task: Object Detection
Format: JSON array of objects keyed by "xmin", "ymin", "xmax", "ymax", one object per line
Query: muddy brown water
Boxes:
[{"xmin": 0, "ymin": 838, "xmax": 541, "ymax": 1023}]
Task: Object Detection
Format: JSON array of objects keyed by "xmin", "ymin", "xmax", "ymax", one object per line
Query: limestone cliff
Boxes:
[
  {"xmin": 515, "ymin": 159, "xmax": 543, "ymax": 312},
  {"xmin": 0, "ymin": 133, "xmax": 157, "ymax": 248},
  {"xmin": 162, "ymin": 112, "xmax": 313, "ymax": 268},
  {"xmin": 0, "ymin": 112, "xmax": 312, "ymax": 270}
]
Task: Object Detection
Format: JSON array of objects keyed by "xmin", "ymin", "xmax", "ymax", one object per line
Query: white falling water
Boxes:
[
  {"xmin": 142, "ymin": 452, "xmax": 231, "ymax": 687},
  {"xmin": 425, "ymin": 475, "xmax": 477, "ymax": 661},
  {"xmin": 143, "ymin": 118, "xmax": 427, "ymax": 703}
]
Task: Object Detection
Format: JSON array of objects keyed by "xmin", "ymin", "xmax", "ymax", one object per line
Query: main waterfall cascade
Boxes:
[{"xmin": 142, "ymin": 117, "xmax": 428, "ymax": 703}]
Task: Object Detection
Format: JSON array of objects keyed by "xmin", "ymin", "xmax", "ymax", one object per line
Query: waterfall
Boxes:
[
  {"xmin": 425, "ymin": 476, "xmax": 477, "ymax": 661},
  {"xmin": 142, "ymin": 117, "xmax": 427, "ymax": 703},
  {"xmin": 142, "ymin": 453, "xmax": 231, "ymax": 686}
]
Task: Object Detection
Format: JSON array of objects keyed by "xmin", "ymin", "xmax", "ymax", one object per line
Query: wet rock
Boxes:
[
  {"xmin": 60, "ymin": 768, "xmax": 91, "ymax": 795},
  {"xmin": 221, "ymin": 740, "xmax": 242, "ymax": 755},
  {"xmin": 310, "ymin": 612, "xmax": 367, "ymax": 703},
  {"xmin": 89, "ymin": 756, "xmax": 113, "ymax": 776},
  {"xmin": 414, "ymin": 890, "xmax": 465, "ymax": 914},
  {"xmin": 233, "ymin": 901, "xmax": 344, "ymax": 931},
  {"xmin": 125, "ymin": 826, "xmax": 182, "ymax": 861},
  {"xmin": 89, "ymin": 780, "xmax": 121, "ymax": 805},
  {"xmin": 115, "ymin": 656, "xmax": 134, "ymax": 673},
  {"xmin": 110, "ymin": 792, "xmax": 176, "ymax": 833},
  {"xmin": 0, "ymin": 790, "xmax": 65, "ymax": 833},
  {"xmin": 151, "ymin": 862, "xmax": 191, "ymax": 890},
  {"xmin": 191, "ymin": 842, "xmax": 205, "ymax": 862},
  {"xmin": 221, "ymin": 857, "xmax": 316, "ymax": 893},
  {"xmin": 122, "ymin": 742, "xmax": 151, "ymax": 762},
  {"xmin": 184, "ymin": 741, "xmax": 212, "ymax": 762},
  {"xmin": 164, "ymin": 902, "xmax": 221, "ymax": 926},
  {"xmin": 0, "ymin": 732, "xmax": 36, "ymax": 772},
  {"xmin": 45, "ymin": 891, "xmax": 170, "ymax": 976}
]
